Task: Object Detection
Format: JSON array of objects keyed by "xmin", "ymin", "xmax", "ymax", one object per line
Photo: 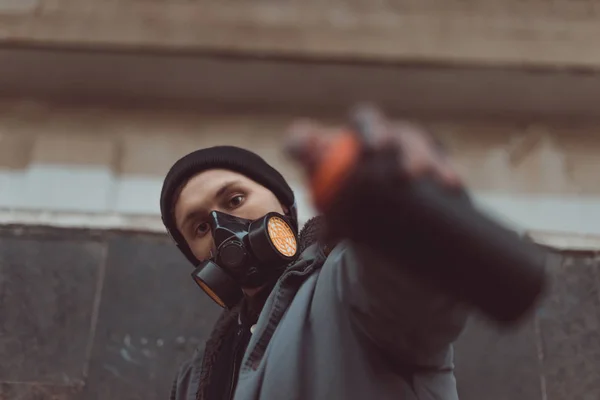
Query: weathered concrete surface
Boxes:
[
  {"xmin": 3, "ymin": 0, "xmax": 600, "ymax": 69},
  {"xmin": 0, "ymin": 227, "xmax": 221, "ymax": 400},
  {"xmin": 2, "ymin": 101, "xmax": 600, "ymax": 196},
  {"xmin": 6, "ymin": 48, "xmax": 600, "ymax": 122},
  {"xmin": 454, "ymin": 251, "xmax": 600, "ymax": 400},
  {"xmin": 0, "ymin": 226, "xmax": 598, "ymax": 400},
  {"xmin": 79, "ymin": 235, "xmax": 221, "ymax": 400},
  {"xmin": 454, "ymin": 317, "xmax": 543, "ymax": 400},
  {"xmin": 0, "ymin": 235, "xmax": 104, "ymax": 387},
  {"xmin": 537, "ymin": 255, "xmax": 600, "ymax": 400}
]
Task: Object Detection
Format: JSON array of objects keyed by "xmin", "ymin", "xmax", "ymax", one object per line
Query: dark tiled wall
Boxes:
[
  {"xmin": 0, "ymin": 227, "xmax": 221, "ymax": 400},
  {"xmin": 1, "ymin": 227, "xmax": 598, "ymax": 400}
]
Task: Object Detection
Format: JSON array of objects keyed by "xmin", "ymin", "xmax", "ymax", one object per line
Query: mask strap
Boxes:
[{"xmin": 287, "ymin": 200, "xmax": 299, "ymax": 232}]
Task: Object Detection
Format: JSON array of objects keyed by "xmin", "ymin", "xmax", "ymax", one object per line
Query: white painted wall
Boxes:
[
  {"xmin": 2, "ymin": 165, "xmax": 600, "ymax": 249},
  {"xmin": 0, "ymin": 166, "xmax": 315, "ymax": 224}
]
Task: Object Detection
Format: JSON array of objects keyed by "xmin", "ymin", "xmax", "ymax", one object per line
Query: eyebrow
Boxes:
[{"xmin": 180, "ymin": 180, "xmax": 242, "ymax": 229}]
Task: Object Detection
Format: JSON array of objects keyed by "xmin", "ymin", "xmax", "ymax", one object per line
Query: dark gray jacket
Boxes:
[{"xmin": 172, "ymin": 221, "xmax": 469, "ymax": 400}]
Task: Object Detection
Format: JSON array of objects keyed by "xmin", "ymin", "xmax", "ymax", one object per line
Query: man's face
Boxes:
[{"xmin": 174, "ymin": 169, "xmax": 286, "ymax": 262}]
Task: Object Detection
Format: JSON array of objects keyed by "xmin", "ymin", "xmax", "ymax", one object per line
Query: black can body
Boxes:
[{"xmin": 324, "ymin": 148, "xmax": 548, "ymax": 325}]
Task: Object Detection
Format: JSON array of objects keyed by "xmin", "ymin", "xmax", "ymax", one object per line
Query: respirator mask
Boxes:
[{"xmin": 191, "ymin": 210, "xmax": 299, "ymax": 308}]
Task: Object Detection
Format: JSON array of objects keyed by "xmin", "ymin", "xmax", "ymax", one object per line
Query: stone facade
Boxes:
[{"xmin": 2, "ymin": 225, "xmax": 599, "ymax": 400}]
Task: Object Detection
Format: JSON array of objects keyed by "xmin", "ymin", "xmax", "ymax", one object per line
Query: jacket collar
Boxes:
[{"xmin": 196, "ymin": 216, "xmax": 325, "ymax": 400}]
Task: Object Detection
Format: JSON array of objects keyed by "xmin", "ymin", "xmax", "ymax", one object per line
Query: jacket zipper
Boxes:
[
  {"xmin": 239, "ymin": 249, "xmax": 326, "ymax": 375},
  {"xmin": 228, "ymin": 326, "xmax": 244, "ymax": 400}
]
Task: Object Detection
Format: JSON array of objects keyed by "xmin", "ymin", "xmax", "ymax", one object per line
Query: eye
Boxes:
[
  {"xmin": 227, "ymin": 194, "xmax": 245, "ymax": 209},
  {"xmin": 194, "ymin": 222, "xmax": 211, "ymax": 237}
]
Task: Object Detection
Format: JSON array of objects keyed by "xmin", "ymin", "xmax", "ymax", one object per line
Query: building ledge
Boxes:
[
  {"xmin": 2, "ymin": 209, "xmax": 600, "ymax": 252},
  {"xmin": 3, "ymin": 46, "xmax": 600, "ymax": 121},
  {"xmin": 4, "ymin": 1, "xmax": 600, "ymax": 70}
]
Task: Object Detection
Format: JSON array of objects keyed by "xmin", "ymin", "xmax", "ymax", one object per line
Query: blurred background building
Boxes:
[{"xmin": 1, "ymin": 0, "xmax": 600, "ymax": 399}]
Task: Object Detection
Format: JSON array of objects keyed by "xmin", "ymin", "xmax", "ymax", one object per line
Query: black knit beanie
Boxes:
[{"xmin": 160, "ymin": 146, "xmax": 297, "ymax": 266}]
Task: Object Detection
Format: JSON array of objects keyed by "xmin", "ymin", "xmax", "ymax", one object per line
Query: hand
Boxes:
[{"xmin": 284, "ymin": 105, "xmax": 462, "ymax": 188}]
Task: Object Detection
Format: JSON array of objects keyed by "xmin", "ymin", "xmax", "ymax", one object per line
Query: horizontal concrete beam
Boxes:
[
  {"xmin": 3, "ymin": 0, "xmax": 600, "ymax": 69},
  {"xmin": 2, "ymin": 100, "xmax": 600, "ymax": 195},
  {"xmin": 4, "ymin": 47, "xmax": 600, "ymax": 120},
  {"xmin": 4, "ymin": 208, "xmax": 597, "ymax": 250},
  {"xmin": 2, "ymin": 166, "xmax": 600, "ymax": 250}
]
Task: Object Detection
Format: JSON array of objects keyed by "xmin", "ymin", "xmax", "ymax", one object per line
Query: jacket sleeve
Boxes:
[
  {"xmin": 168, "ymin": 347, "xmax": 204, "ymax": 400},
  {"xmin": 169, "ymin": 360, "xmax": 193, "ymax": 400},
  {"xmin": 330, "ymin": 241, "xmax": 469, "ymax": 368}
]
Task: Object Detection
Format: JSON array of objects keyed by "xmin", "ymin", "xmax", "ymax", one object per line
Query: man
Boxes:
[{"xmin": 163, "ymin": 108, "xmax": 469, "ymax": 400}]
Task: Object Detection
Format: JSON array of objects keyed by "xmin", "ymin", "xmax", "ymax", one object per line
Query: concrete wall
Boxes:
[
  {"xmin": 7, "ymin": 47, "xmax": 600, "ymax": 121},
  {"xmin": 3, "ymin": 1, "xmax": 600, "ymax": 398},
  {"xmin": 2, "ymin": 225, "xmax": 599, "ymax": 400},
  {"xmin": 0, "ymin": 226, "xmax": 222, "ymax": 400},
  {"xmin": 1, "ymin": 90, "xmax": 600, "ymax": 399},
  {"xmin": 5, "ymin": 101, "xmax": 600, "ymax": 196},
  {"xmin": 2, "ymin": 100, "xmax": 600, "ymax": 248},
  {"xmin": 4, "ymin": 0, "xmax": 600, "ymax": 69},
  {"xmin": 455, "ymin": 250, "xmax": 600, "ymax": 400}
]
